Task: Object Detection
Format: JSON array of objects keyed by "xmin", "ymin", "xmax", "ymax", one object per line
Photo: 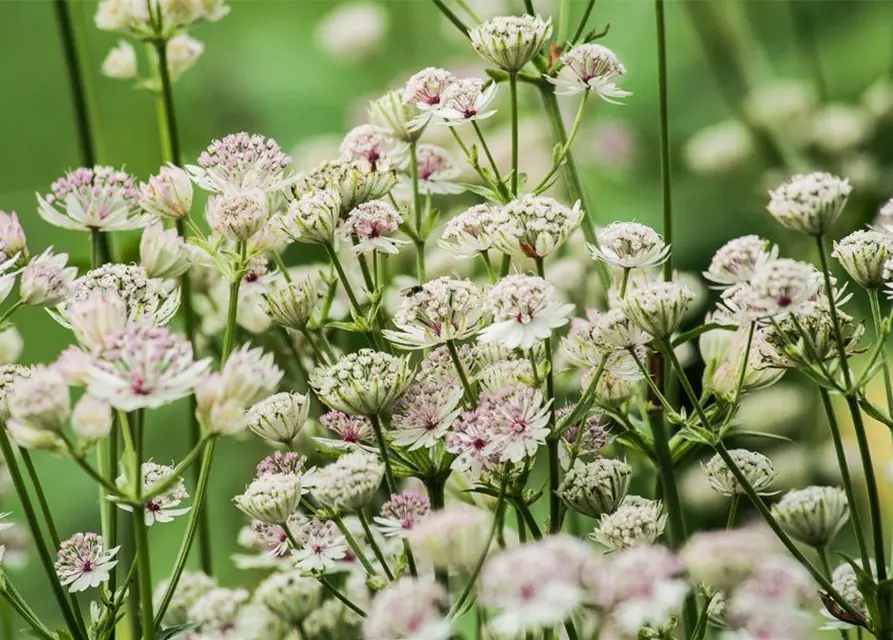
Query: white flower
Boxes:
[
  {"xmin": 404, "ymin": 67, "xmax": 454, "ymax": 110},
  {"xmin": 310, "ymin": 349, "xmax": 414, "ymax": 416},
  {"xmin": 340, "ymin": 124, "xmax": 399, "ymax": 172},
  {"xmin": 0, "ymin": 326, "xmax": 22, "ymax": 365},
  {"xmin": 71, "ymin": 394, "xmax": 113, "ymax": 443},
  {"xmin": 188, "ymin": 132, "xmax": 294, "ymax": 195},
  {"xmin": 246, "ymin": 392, "xmax": 310, "ymax": 447},
  {"xmin": 0, "ymin": 210, "xmax": 26, "ymax": 260},
  {"xmin": 339, "ymin": 200, "xmax": 407, "ymax": 255},
  {"xmin": 489, "ymin": 195, "xmax": 583, "ymax": 259},
  {"xmin": 234, "ymin": 472, "xmax": 302, "ymax": 524},
  {"xmin": 206, "ymin": 191, "xmax": 269, "ymax": 242},
  {"xmin": 590, "ymin": 221, "xmax": 670, "ymax": 269},
  {"xmin": 591, "ymin": 496, "xmax": 667, "ymax": 551},
  {"xmin": 139, "ymin": 164, "xmax": 194, "ymax": 220},
  {"xmin": 438, "ymin": 203, "xmax": 495, "ymax": 257},
  {"xmin": 685, "ymin": 120, "xmax": 755, "ymax": 176},
  {"xmin": 558, "ymin": 458, "xmax": 631, "ymax": 518},
  {"xmin": 20, "ymin": 249, "xmax": 77, "ymax": 307},
  {"xmin": 37, "ymin": 166, "xmax": 149, "ymax": 231},
  {"xmin": 704, "ymin": 235, "xmax": 777, "ymax": 288},
  {"xmin": 390, "ymin": 376, "xmax": 462, "ymax": 450},
  {"xmin": 140, "ymin": 221, "xmax": 198, "ymax": 280},
  {"xmin": 736, "ymin": 259, "xmax": 820, "ymax": 320},
  {"xmin": 101, "ymin": 40, "xmax": 137, "ymax": 79},
  {"xmin": 766, "ymin": 172, "xmax": 852, "ymax": 235},
  {"xmin": 293, "ymin": 519, "xmax": 348, "ymax": 573},
  {"xmin": 166, "ymin": 33, "xmax": 204, "ymax": 79},
  {"xmin": 549, "ymin": 43, "xmax": 631, "ymax": 102},
  {"xmin": 7, "ymin": 365, "xmax": 70, "ymax": 433},
  {"xmin": 55, "ymin": 533, "xmax": 119, "ymax": 593},
  {"xmin": 771, "ymin": 486, "xmax": 849, "ymax": 548},
  {"xmin": 833, "ymin": 229, "xmax": 893, "ymax": 289},
  {"xmin": 369, "ymin": 90, "xmax": 425, "ymax": 143},
  {"xmin": 254, "ymin": 570, "xmax": 322, "ymax": 626},
  {"xmin": 312, "ymin": 450, "xmax": 383, "ymax": 512},
  {"xmin": 117, "ymin": 462, "xmax": 191, "ymax": 526},
  {"xmin": 364, "ymin": 578, "xmax": 450, "ymax": 640},
  {"xmin": 407, "ymin": 506, "xmax": 491, "ymax": 571},
  {"xmin": 436, "ymin": 77, "xmax": 498, "ymax": 125},
  {"xmin": 621, "ymin": 280, "xmax": 695, "ymax": 339},
  {"xmin": 296, "ymin": 159, "xmax": 396, "ymax": 214},
  {"xmin": 94, "ymin": 0, "xmax": 134, "ymax": 31},
  {"xmin": 702, "ymin": 449, "xmax": 776, "ymax": 497},
  {"xmin": 478, "ymin": 274, "xmax": 574, "ymax": 349},
  {"xmin": 469, "ymin": 15, "xmax": 553, "ymax": 72},
  {"xmin": 280, "ymin": 187, "xmax": 342, "ymax": 245}
]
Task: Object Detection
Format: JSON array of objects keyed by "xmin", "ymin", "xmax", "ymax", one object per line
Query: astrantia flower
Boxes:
[
  {"xmin": 685, "ymin": 120, "xmax": 755, "ymax": 176},
  {"xmin": 390, "ymin": 376, "xmax": 462, "ymax": 450},
  {"xmin": 771, "ymin": 486, "xmax": 849, "ymax": 548},
  {"xmin": 293, "ymin": 519, "xmax": 348, "ymax": 573},
  {"xmin": 312, "ymin": 451, "xmax": 383, "ymax": 512},
  {"xmin": 189, "ymin": 132, "xmax": 294, "ymax": 194},
  {"xmin": 63, "ymin": 289, "xmax": 127, "ymax": 351},
  {"xmin": 246, "ymin": 392, "xmax": 310, "ymax": 447},
  {"xmin": 0, "ymin": 211, "xmax": 26, "ymax": 261},
  {"xmin": 86, "ymin": 324, "xmax": 210, "ymax": 411},
  {"xmin": 64, "ymin": 263, "xmax": 181, "ymax": 326},
  {"xmin": 296, "ymin": 159, "xmax": 396, "ymax": 214},
  {"xmin": 591, "ymin": 496, "xmax": 667, "ymax": 551},
  {"xmin": 217, "ymin": 344, "xmax": 284, "ymax": 408},
  {"xmin": 489, "ymin": 195, "xmax": 583, "ymax": 258},
  {"xmin": 364, "ymin": 578, "xmax": 450, "ymax": 640},
  {"xmin": 478, "ymin": 274, "xmax": 574, "ymax": 349},
  {"xmin": 262, "ymin": 276, "xmax": 319, "ymax": 331},
  {"xmin": 588, "ymin": 351, "xmax": 644, "ymax": 408},
  {"xmin": 310, "ymin": 349, "xmax": 414, "ymax": 416},
  {"xmin": 256, "ymin": 451, "xmax": 306, "ymax": 478},
  {"xmin": 7, "ymin": 365, "xmax": 70, "ymax": 433},
  {"xmin": 139, "ymin": 164, "xmax": 193, "ymax": 220},
  {"xmin": 166, "ymin": 33, "xmax": 204, "ymax": 79},
  {"xmin": 55, "ymin": 533, "xmax": 119, "ymax": 593},
  {"xmin": 825, "ymin": 562, "xmax": 871, "ymax": 628},
  {"xmin": 408, "ymin": 506, "xmax": 491, "ymax": 571},
  {"xmin": 20, "ymin": 249, "xmax": 77, "ymax": 307},
  {"xmin": 71, "ymin": 394, "xmax": 113, "ymax": 442},
  {"xmin": 704, "ymin": 325, "xmax": 783, "ymax": 402},
  {"xmin": 558, "ymin": 458, "xmax": 631, "ymax": 518},
  {"xmin": 621, "ymin": 280, "xmax": 695, "ymax": 339},
  {"xmin": 369, "ymin": 90, "xmax": 425, "ymax": 143},
  {"xmin": 436, "ymin": 77, "xmax": 498, "ymax": 125},
  {"xmin": 153, "ymin": 571, "xmax": 216, "ymax": 627},
  {"xmin": 280, "ymin": 188, "xmax": 341, "ymax": 245},
  {"xmin": 404, "ymin": 67, "xmax": 454, "ymax": 110},
  {"xmin": 477, "ymin": 357, "xmax": 536, "ymax": 393},
  {"xmin": 738, "ymin": 259, "xmax": 819, "ymax": 320},
  {"xmin": 703, "ymin": 449, "xmax": 776, "ymax": 497},
  {"xmin": 564, "ymin": 309, "xmax": 648, "ymax": 364},
  {"xmin": 683, "ymin": 527, "xmax": 779, "ymax": 592},
  {"xmin": 438, "ymin": 204, "xmax": 495, "ymax": 258},
  {"xmin": 243, "ymin": 516, "xmax": 304, "ymax": 562},
  {"xmin": 590, "ymin": 222, "xmax": 670, "ymax": 269},
  {"xmin": 481, "ymin": 536, "xmax": 590, "ymax": 636},
  {"xmin": 557, "ymin": 407, "xmax": 610, "ymax": 463},
  {"xmin": 408, "ymin": 144, "xmax": 463, "ymax": 195},
  {"xmin": 705, "ymin": 235, "xmax": 777, "ymax": 289},
  {"xmin": 374, "ymin": 491, "xmax": 430, "ymax": 538},
  {"xmin": 767, "ymin": 172, "xmax": 852, "ymax": 235},
  {"xmin": 101, "ymin": 39, "xmax": 137, "ymax": 79},
  {"xmin": 384, "ymin": 276, "xmax": 484, "ymax": 349},
  {"xmin": 833, "ymin": 229, "xmax": 893, "ymax": 289},
  {"xmin": 549, "ymin": 43, "xmax": 631, "ymax": 102},
  {"xmin": 140, "ymin": 221, "xmax": 197, "ymax": 280},
  {"xmin": 482, "ymin": 387, "xmax": 551, "ymax": 463},
  {"xmin": 117, "ymin": 462, "xmax": 191, "ymax": 526},
  {"xmin": 54, "ymin": 347, "xmax": 91, "ymax": 389},
  {"xmin": 234, "ymin": 472, "xmax": 302, "ymax": 524},
  {"xmin": 187, "ymin": 588, "xmax": 251, "ymax": 638},
  {"xmin": 319, "ymin": 411, "xmax": 374, "ymax": 447},
  {"xmin": 255, "ymin": 570, "xmax": 322, "ymax": 626},
  {"xmin": 206, "ymin": 191, "xmax": 269, "ymax": 242},
  {"xmin": 469, "ymin": 15, "xmax": 553, "ymax": 72},
  {"xmin": 37, "ymin": 166, "xmax": 149, "ymax": 232},
  {"xmin": 340, "ymin": 124, "xmax": 398, "ymax": 172},
  {"xmin": 339, "ymin": 200, "xmax": 407, "ymax": 255}
]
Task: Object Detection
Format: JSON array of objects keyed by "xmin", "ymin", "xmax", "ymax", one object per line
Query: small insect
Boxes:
[{"xmin": 401, "ymin": 285, "xmax": 424, "ymax": 297}]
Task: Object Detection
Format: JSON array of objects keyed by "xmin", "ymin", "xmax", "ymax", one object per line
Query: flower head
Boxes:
[
  {"xmin": 166, "ymin": 33, "xmax": 204, "ymax": 79},
  {"xmin": 833, "ymin": 229, "xmax": 893, "ymax": 289},
  {"xmin": 490, "ymin": 196, "xmax": 583, "ymax": 259},
  {"xmin": 117, "ymin": 462, "xmax": 191, "ymax": 526},
  {"xmin": 312, "ymin": 451, "xmax": 383, "ymax": 512},
  {"xmin": 703, "ymin": 449, "xmax": 776, "ymax": 497},
  {"xmin": 340, "ymin": 200, "xmax": 407, "ymax": 255},
  {"xmin": 65, "ymin": 263, "xmax": 181, "ymax": 326},
  {"xmin": 410, "ymin": 145, "xmax": 463, "ymax": 195},
  {"xmin": 7, "ymin": 365, "xmax": 70, "ymax": 433},
  {"xmin": 438, "ymin": 203, "xmax": 495, "ymax": 257},
  {"xmin": 86, "ymin": 324, "xmax": 210, "ymax": 411},
  {"xmin": 20, "ymin": 249, "xmax": 77, "ymax": 307},
  {"xmin": 340, "ymin": 124, "xmax": 398, "ymax": 172},
  {"xmin": 390, "ymin": 375, "xmax": 463, "ymax": 450},
  {"xmin": 206, "ymin": 191, "xmax": 269, "ymax": 242},
  {"xmin": 364, "ymin": 578, "xmax": 450, "ymax": 640},
  {"xmin": 293, "ymin": 518, "xmax": 348, "ymax": 573},
  {"xmin": 550, "ymin": 43, "xmax": 631, "ymax": 102},
  {"xmin": 590, "ymin": 222, "xmax": 670, "ymax": 269},
  {"xmin": 622, "ymin": 280, "xmax": 695, "ymax": 339},
  {"xmin": 101, "ymin": 39, "xmax": 137, "ymax": 79},
  {"xmin": 246, "ymin": 392, "xmax": 310, "ymax": 446},
  {"xmin": 55, "ymin": 532, "xmax": 119, "ymax": 593},
  {"xmin": 71, "ymin": 394, "xmax": 113, "ymax": 442},
  {"xmin": 280, "ymin": 188, "xmax": 342, "ymax": 245},
  {"xmin": 369, "ymin": 90, "xmax": 425, "ymax": 143},
  {"xmin": 319, "ymin": 411, "xmax": 374, "ymax": 446},
  {"xmin": 558, "ymin": 458, "xmax": 631, "ymax": 518},
  {"xmin": 139, "ymin": 164, "xmax": 194, "ymax": 220},
  {"xmin": 591, "ymin": 496, "xmax": 666, "ymax": 551},
  {"xmin": 262, "ymin": 276, "xmax": 318, "ymax": 331},
  {"xmin": 682, "ymin": 527, "xmax": 778, "ymax": 592},
  {"xmin": 408, "ymin": 506, "xmax": 491, "ymax": 571},
  {"xmin": 771, "ymin": 486, "xmax": 849, "ymax": 548},
  {"xmin": 436, "ymin": 77, "xmax": 498, "ymax": 125},
  {"xmin": 374, "ymin": 491, "xmax": 430, "ymax": 538},
  {"xmin": 37, "ymin": 166, "xmax": 148, "ymax": 231},
  {"xmin": 470, "ymin": 15, "xmax": 553, "ymax": 72},
  {"xmin": 189, "ymin": 132, "xmax": 294, "ymax": 194},
  {"xmin": 234, "ymin": 472, "xmax": 302, "ymax": 524},
  {"xmin": 384, "ymin": 276, "xmax": 484, "ymax": 349},
  {"xmin": 735, "ymin": 258, "xmax": 820, "ymax": 320},
  {"xmin": 296, "ymin": 159, "xmax": 396, "ymax": 214},
  {"xmin": 153, "ymin": 571, "xmax": 216, "ymax": 627},
  {"xmin": 404, "ymin": 67, "xmax": 454, "ymax": 110},
  {"xmin": 255, "ymin": 570, "xmax": 322, "ymax": 625},
  {"xmin": 479, "ymin": 274, "xmax": 574, "ymax": 350},
  {"xmin": 767, "ymin": 171, "xmax": 852, "ymax": 235},
  {"xmin": 0, "ymin": 211, "xmax": 26, "ymax": 261},
  {"xmin": 140, "ymin": 221, "xmax": 197, "ymax": 280},
  {"xmin": 705, "ymin": 235, "xmax": 777, "ymax": 288},
  {"xmin": 310, "ymin": 349, "xmax": 414, "ymax": 416}
]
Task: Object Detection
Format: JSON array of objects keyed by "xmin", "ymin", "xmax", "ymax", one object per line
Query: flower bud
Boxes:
[
  {"xmin": 833, "ymin": 229, "xmax": 893, "ymax": 289},
  {"xmin": 767, "ymin": 171, "xmax": 851, "ymax": 235},
  {"xmin": 153, "ymin": 571, "xmax": 216, "ymax": 627},
  {"xmin": 72, "ymin": 395, "xmax": 113, "ymax": 443},
  {"xmin": 408, "ymin": 506, "xmax": 492, "ymax": 571},
  {"xmin": 621, "ymin": 281, "xmax": 695, "ymax": 339},
  {"xmin": 262, "ymin": 277, "xmax": 318, "ymax": 330},
  {"xmin": 0, "ymin": 211, "xmax": 26, "ymax": 259},
  {"xmin": 312, "ymin": 451, "xmax": 383, "ymax": 513},
  {"xmin": 233, "ymin": 472, "xmax": 302, "ymax": 524},
  {"xmin": 368, "ymin": 90, "xmax": 424, "ymax": 143},
  {"xmin": 469, "ymin": 15, "xmax": 553, "ymax": 72},
  {"xmin": 166, "ymin": 34, "xmax": 204, "ymax": 79},
  {"xmin": 246, "ymin": 392, "xmax": 310, "ymax": 446},
  {"xmin": 7, "ymin": 366, "xmax": 70, "ymax": 432},
  {"xmin": 0, "ymin": 327, "xmax": 23, "ymax": 365},
  {"xmin": 101, "ymin": 40, "xmax": 137, "ymax": 79},
  {"xmin": 590, "ymin": 496, "xmax": 666, "ymax": 551},
  {"xmin": 702, "ymin": 449, "xmax": 776, "ymax": 497},
  {"xmin": 255, "ymin": 570, "xmax": 322, "ymax": 625},
  {"xmin": 558, "ymin": 458, "xmax": 631, "ymax": 518},
  {"xmin": 310, "ymin": 349, "xmax": 414, "ymax": 416},
  {"xmin": 139, "ymin": 165, "xmax": 194, "ymax": 220},
  {"xmin": 771, "ymin": 486, "xmax": 849, "ymax": 548},
  {"xmin": 20, "ymin": 249, "xmax": 77, "ymax": 307},
  {"xmin": 140, "ymin": 221, "xmax": 197, "ymax": 280}
]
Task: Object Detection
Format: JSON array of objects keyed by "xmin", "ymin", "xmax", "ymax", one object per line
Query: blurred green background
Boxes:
[{"xmin": 3, "ymin": 0, "xmax": 893, "ymax": 634}]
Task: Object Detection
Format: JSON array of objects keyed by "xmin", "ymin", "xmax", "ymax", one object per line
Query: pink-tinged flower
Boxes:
[
  {"xmin": 54, "ymin": 347, "xmax": 93, "ymax": 386},
  {"xmin": 438, "ymin": 203, "xmax": 495, "ymax": 258},
  {"xmin": 293, "ymin": 519, "xmax": 348, "ymax": 573},
  {"xmin": 406, "ymin": 145, "xmax": 463, "ymax": 195},
  {"xmin": 139, "ymin": 164, "xmax": 193, "ymax": 220},
  {"xmin": 116, "ymin": 462, "xmax": 191, "ymax": 526},
  {"xmin": 140, "ymin": 221, "xmax": 198, "ymax": 280},
  {"xmin": 705, "ymin": 235, "xmax": 777, "ymax": 289},
  {"xmin": 0, "ymin": 211, "xmax": 26, "ymax": 261},
  {"xmin": 363, "ymin": 578, "xmax": 450, "ymax": 640},
  {"xmin": 55, "ymin": 532, "xmax": 119, "ymax": 593},
  {"xmin": 206, "ymin": 191, "xmax": 270, "ymax": 242},
  {"xmin": 483, "ymin": 387, "xmax": 551, "ymax": 463},
  {"xmin": 217, "ymin": 344, "xmax": 283, "ymax": 408},
  {"xmin": 481, "ymin": 535, "xmax": 591, "ymax": 636},
  {"xmin": 318, "ymin": 411, "xmax": 374, "ymax": 448},
  {"xmin": 86, "ymin": 324, "xmax": 211, "ymax": 411},
  {"xmin": 20, "ymin": 248, "xmax": 77, "ymax": 307},
  {"xmin": 63, "ymin": 289, "xmax": 128, "ymax": 351},
  {"xmin": 408, "ymin": 506, "xmax": 491, "ymax": 571},
  {"xmin": 339, "ymin": 200, "xmax": 407, "ymax": 255},
  {"xmin": 7, "ymin": 365, "xmax": 70, "ymax": 433},
  {"xmin": 390, "ymin": 377, "xmax": 463, "ymax": 450},
  {"xmin": 188, "ymin": 132, "xmax": 295, "ymax": 194},
  {"xmin": 340, "ymin": 124, "xmax": 400, "ymax": 173},
  {"xmin": 436, "ymin": 77, "xmax": 498, "ymax": 125},
  {"xmin": 404, "ymin": 67, "xmax": 454, "ymax": 110},
  {"xmin": 735, "ymin": 259, "xmax": 820, "ymax": 320},
  {"xmin": 245, "ymin": 515, "xmax": 306, "ymax": 562},
  {"xmin": 549, "ymin": 43, "xmax": 631, "ymax": 102},
  {"xmin": 374, "ymin": 491, "xmax": 430, "ymax": 538},
  {"xmin": 478, "ymin": 275, "xmax": 574, "ymax": 350},
  {"xmin": 37, "ymin": 166, "xmax": 149, "ymax": 232}
]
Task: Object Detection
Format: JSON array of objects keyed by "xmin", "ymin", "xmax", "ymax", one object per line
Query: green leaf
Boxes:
[
  {"xmin": 688, "ymin": 593, "xmax": 715, "ymax": 640},
  {"xmin": 459, "ymin": 182, "xmax": 502, "ymax": 203},
  {"xmin": 727, "ymin": 429, "xmax": 793, "ymax": 443},
  {"xmin": 158, "ymin": 622, "xmax": 201, "ymax": 639},
  {"xmin": 671, "ymin": 322, "xmax": 737, "ymax": 347},
  {"xmin": 485, "ymin": 68, "xmax": 510, "ymax": 83}
]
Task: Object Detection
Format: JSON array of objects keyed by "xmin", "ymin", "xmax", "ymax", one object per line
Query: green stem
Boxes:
[
  {"xmin": 512, "ymin": 499, "xmax": 543, "ymax": 540},
  {"xmin": 152, "ymin": 437, "xmax": 217, "ymax": 627},
  {"xmin": 20, "ymin": 451, "xmax": 61, "ymax": 549},
  {"xmin": 221, "ymin": 276, "xmax": 242, "ymax": 364},
  {"xmin": 332, "ymin": 514, "xmax": 378, "ymax": 577},
  {"xmin": 132, "ymin": 507, "xmax": 154, "ymax": 640},
  {"xmin": 409, "ymin": 140, "xmax": 426, "ymax": 283},
  {"xmin": 357, "ymin": 510, "xmax": 394, "ymax": 581},
  {"xmin": 509, "ymin": 73, "xmax": 519, "ymax": 196},
  {"xmin": 318, "ymin": 576, "xmax": 367, "ymax": 617},
  {"xmin": 426, "ymin": 478, "xmax": 449, "ymax": 591},
  {"xmin": 533, "ymin": 91, "xmax": 589, "ymax": 194},
  {"xmin": 571, "ymin": 0, "xmax": 597, "ymax": 43},
  {"xmin": 2, "ymin": 584, "xmax": 55, "ymax": 640},
  {"xmin": 661, "ymin": 339, "xmax": 711, "ymax": 430},
  {"xmin": 53, "ymin": 0, "xmax": 95, "ymax": 166},
  {"xmin": 446, "ymin": 339, "xmax": 477, "ymax": 406},
  {"xmin": 471, "ymin": 121, "xmax": 505, "ymax": 190},
  {"xmin": 655, "ymin": 0, "xmax": 673, "ymax": 281},
  {"xmin": 324, "ymin": 244, "xmax": 363, "ymax": 316},
  {"xmin": 150, "ymin": 36, "xmax": 181, "ymax": 165},
  {"xmin": 369, "ymin": 414, "xmax": 398, "ymax": 493},
  {"xmin": 430, "ymin": 0, "xmax": 469, "ymax": 36},
  {"xmin": 499, "ymin": 253, "xmax": 512, "ymax": 278},
  {"xmin": 726, "ymin": 495, "xmax": 739, "ymax": 530}
]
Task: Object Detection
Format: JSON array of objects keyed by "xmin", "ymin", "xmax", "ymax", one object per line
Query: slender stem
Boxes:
[
  {"xmin": 20, "ymin": 452, "xmax": 61, "ymax": 549},
  {"xmin": 152, "ymin": 437, "xmax": 217, "ymax": 627},
  {"xmin": 324, "ymin": 244, "xmax": 362, "ymax": 315},
  {"xmin": 726, "ymin": 495, "xmax": 740, "ymax": 530},
  {"xmin": 661, "ymin": 340, "xmax": 711, "ymax": 430},
  {"xmin": 53, "ymin": 0, "xmax": 94, "ymax": 166},
  {"xmin": 509, "ymin": 73, "xmax": 520, "ymax": 196},
  {"xmin": 2, "ymin": 585, "xmax": 54, "ymax": 640},
  {"xmin": 655, "ymin": 0, "xmax": 673, "ymax": 281},
  {"xmin": 430, "ymin": 0, "xmax": 469, "ymax": 36},
  {"xmin": 557, "ymin": 0, "xmax": 569, "ymax": 43},
  {"xmin": 357, "ymin": 510, "xmax": 394, "ymax": 580},
  {"xmin": 446, "ymin": 340, "xmax": 477, "ymax": 405},
  {"xmin": 512, "ymin": 499, "xmax": 544, "ymax": 540},
  {"xmin": 368, "ymin": 414, "xmax": 398, "ymax": 494},
  {"xmin": 318, "ymin": 576, "xmax": 367, "ymax": 617},
  {"xmin": 571, "ymin": 0, "xmax": 597, "ymax": 43},
  {"xmin": 139, "ymin": 436, "xmax": 209, "ymax": 502},
  {"xmin": 132, "ymin": 508, "xmax": 154, "ymax": 640},
  {"xmin": 480, "ymin": 252, "xmax": 496, "ymax": 283},
  {"xmin": 868, "ymin": 289, "xmax": 893, "ymax": 415},
  {"xmin": 426, "ymin": 478, "xmax": 449, "ymax": 591},
  {"xmin": 332, "ymin": 514, "xmax": 378, "ymax": 577},
  {"xmin": 471, "ymin": 121, "xmax": 504, "ymax": 187},
  {"xmin": 221, "ymin": 276, "xmax": 242, "ymax": 364},
  {"xmin": 409, "ymin": 140, "xmax": 426, "ymax": 283},
  {"xmin": 533, "ymin": 91, "xmax": 589, "ymax": 194},
  {"xmin": 499, "ymin": 253, "xmax": 511, "ymax": 277},
  {"xmin": 150, "ymin": 36, "xmax": 181, "ymax": 165},
  {"xmin": 713, "ymin": 442, "xmax": 861, "ymax": 619}
]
